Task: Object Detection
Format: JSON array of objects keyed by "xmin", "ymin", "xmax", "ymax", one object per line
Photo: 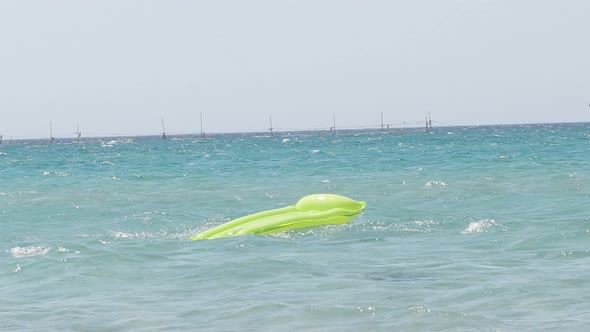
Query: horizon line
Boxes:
[{"xmin": 1, "ymin": 120, "xmax": 588, "ymax": 142}]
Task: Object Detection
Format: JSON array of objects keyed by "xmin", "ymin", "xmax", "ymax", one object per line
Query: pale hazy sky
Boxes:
[{"xmin": 1, "ymin": 0, "xmax": 589, "ymax": 138}]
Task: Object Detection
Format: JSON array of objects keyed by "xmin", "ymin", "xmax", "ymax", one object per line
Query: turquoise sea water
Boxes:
[{"xmin": 2, "ymin": 123, "xmax": 590, "ymax": 331}]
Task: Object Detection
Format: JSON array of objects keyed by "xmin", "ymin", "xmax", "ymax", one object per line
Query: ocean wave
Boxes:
[
  {"xmin": 9, "ymin": 246, "xmax": 51, "ymax": 258},
  {"xmin": 100, "ymin": 138, "xmax": 134, "ymax": 147},
  {"xmin": 425, "ymin": 181, "xmax": 448, "ymax": 187},
  {"xmin": 9, "ymin": 246, "xmax": 79, "ymax": 258},
  {"xmin": 461, "ymin": 219, "xmax": 499, "ymax": 234},
  {"xmin": 110, "ymin": 230, "xmax": 190, "ymax": 240},
  {"xmin": 42, "ymin": 170, "xmax": 69, "ymax": 177},
  {"xmin": 369, "ymin": 219, "xmax": 440, "ymax": 233}
]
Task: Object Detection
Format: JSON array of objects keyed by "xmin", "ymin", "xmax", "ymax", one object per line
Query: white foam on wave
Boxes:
[
  {"xmin": 101, "ymin": 139, "xmax": 134, "ymax": 147},
  {"xmin": 112, "ymin": 231, "xmax": 136, "ymax": 239},
  {"xmin": 425, "ymin": 180, "xmax": 448, "ymax": 187},
  {"xmin": 269, "ymin": 223, "xmax": 349, "ymax": 240},
  {"xmin": 461, "ymin": 219, "xmax": 498, "ymax": 234},
  {"xmin": 42, "ymin": 170, "xmax": 69, "ymax": 177},
  {"xmin": 9, "ymin": 246, "xmax": 80, "ymax": 258},
  {"xmin": 111, "ymin": 230, "xmax": 186, "ymax": 240},
  {"xmin": 372, "ymin": 219, "xmax": 440, "ymax": 233},
  {"xmin": 10, "ymin": 246, "xmax": 51, "ymax": 258}
]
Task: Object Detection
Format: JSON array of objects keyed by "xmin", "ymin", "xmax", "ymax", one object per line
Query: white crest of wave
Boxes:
[
  {"xmin": 111, "ymin": 230, "xmax": 189, "ymax": 240},
  {"xmin": 112, "ymin": 231, "xmax": 137, "ymax": 238},
  {"xmin": 10, "ymin": 246, "xmax": 51, "ymax": 258},
  {"xmin": 425, "ymin": 180, "xmax": 448, "ymax": 187},
  {"xmin": 42, "ymin": 170, "xmax": 69, "ymax": 177},
  {"xmin": 101, "ymin": 139, "xmax": 131, "ymax": 147},
  {"xmin": 461, "ymin": 219, "xmax": 498, "ymax": 234}
]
